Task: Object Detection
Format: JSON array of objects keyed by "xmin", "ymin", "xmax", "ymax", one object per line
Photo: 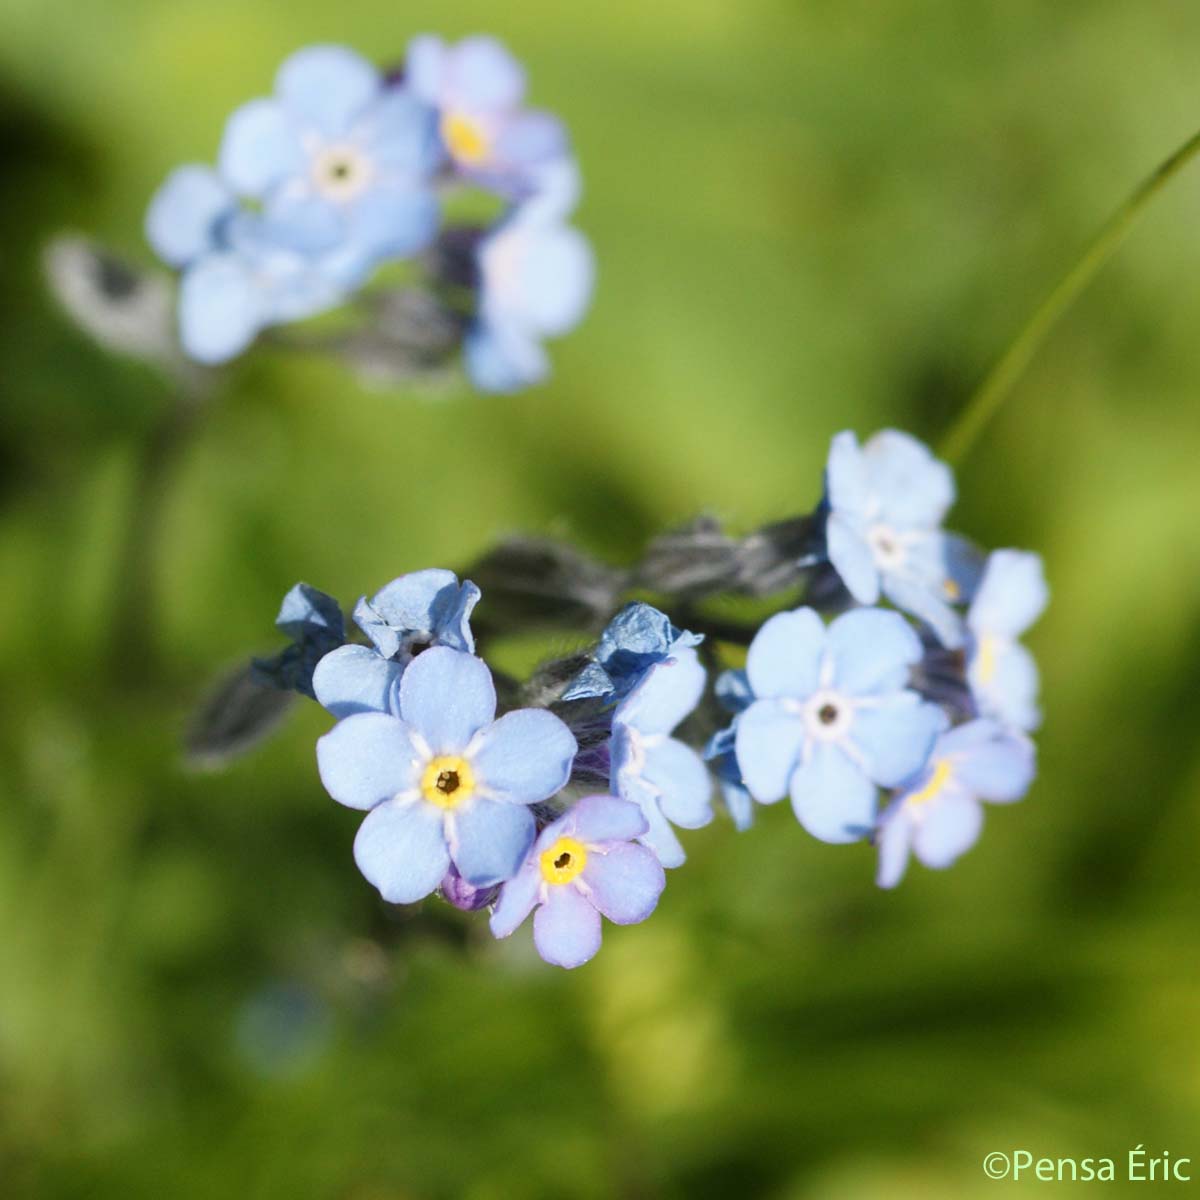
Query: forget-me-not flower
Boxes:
[
  {"xmin": 406, "ymin": 34, "xmax": 568, "ymax": 196},
  {"xmin": 966, "ymin": 550, "xmax": 1048, "ymax": 732},
  {"xmin": 219, "ymin": 45, "xmax": 442, "ymax": 268},
  {"xmin": 729, "ymin": 606, "xmax": 947, "ymax": 843},
  {"xmin": 875, "ymin": 719, "xmax": 1035, "ymax": 887},
  {"xmin": 609, "ymin": 644, "xmax": 712, "ymax": 868},
  {"xmin": 317, "ymin": 646, "xmax": 577, "ymax": 900},
  {"xmin": 464, "ymin": 205, "xmax": 594, "ymax": 393},
  {"xmin": 489, "ymin": 795, "xmax": 665, "ymax": 968},
  {"xmin": 312, "ymin": 569, "xmax": 480, "ymax": 719},
  {"xmin": 823, "ymin": 430, "xmax": 980, "ymax": 648},
  {"xmin": 253, "ymin": 582, "xmax": 346, "ymax": 698}
]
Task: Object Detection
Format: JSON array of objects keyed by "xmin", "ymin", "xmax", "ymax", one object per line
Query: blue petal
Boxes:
[
  {"xmin": 613, "ymin": 650, "xmax": 705, "ymax": 736},
  {"xmin": 261, "ymin": 192, "xmax": 345, "ymax": 255},
  {"xmin": 145, "ymin": 166, "xmax": 233, "ymax": 267},
  {"xmin": 861, "ymin": 429, "xmax": 954, "ymax": 528},
  {"xmin": 312, "ymin": 644, "xmax": 403, "ymax": 718},
  {"xmin": 850, "ymin": 693, "xmax": 946, "ymax": 787},
  {"xmin": 942, "ymin": 721, "xmax": 1035, "ymax": 802},
  {"xmin": 968, "ymin": 638, "xmax": 1041, "ymax": 732},
  {"xmin": 968, "ymin": 550, "xmax": 1049, "ymax": 639},
  {"xmin": 316, "ymin": 712, "xmax": 420, "ymax": 811},
  {"xmin": 488, "ymin": 860, "xmax": 540, "ymax": 937},
  {"xmin": 788, "ymin": 741, "xmax": 877, "ymax": 843},
  {"xmin": 352, "ymin": 798, "xmax": 449, "ymax": 903},
  {"xmin": 275, "ymin": 45, "xmax": 380, "ymax": 135},
  {"xmin": 874, "ymin": 802, "xmax": 913, "ymax": 888},
  {"xmin": 721, "ymin": 778, "xmax": 756, "ymax": 832},
  {"xmin": 465, "ymin": 318, "xmax": 547, "ymax": 393},
  {"xmin": 582, "ymin": 842, "xmax": 665, "ymax": 924},
  {"xmin": 745, "ymin": 608, "xmax": 825, "ymax": 700},
  {"xmin": 643, "ymin": 738, "xmax": 713, "ymax": 828},
  {"xmin": 911, "ymin": 794, "xmax": 984, "ymax": 868},
  {"xmin": 178, "ymin": 254, "xmax": 263, "ymax": 364},
  {"xmin": 825, "ymin": 607, "xmax": 922, "ymax": 695},
  {"xmin": 470, "ymin": 709, "xmax": 576, "ymax": 804},
  {"xmin": 516, "ymin": 155, "xmax": 583, "ymax": 224},
  {"xmin": 826, "ymin": 513, "xmax": 879, "ymax": 604},
  {"xmin": 533, "ymin": 885, "xmax": 601, "ymax": 968},
  {"xmin": 275, "ymin": 583, "xmax": 343, "ymax": 642},
  {"xmin": 446, "ymin": 37, "xmax": 526, "ymax": 111},
  {"xmin": 348, "ymin": 182, "xmax": 441, "ymax": 261},
  {"xmin": 714, "ymin": 667, "xmax": 753, "ymax": 714},
  {"xmin": 398, "ymin": 646, "xmax": 495, "ymax": 754},
  {"xmin": 405, "ymin": 35, "xmax": 446, "ymax": 105},
  {"xmin": 354, "ymin": 569, "xmax": 479, "ymax": 659},
  {"xmin": 494, "ymin": 110, "xmax": 568, "ymax": 171},
  {"xmin": 479, "ymin": 220, "xmax": 593, "ymax": 336},
  {"xmin": 633, "ymin": 794, "xmax": 687, "ymax": 868},
  {"xmin": 734, "ymin": 699, "xmax": 805, "ymax": 804},
  {"xmin": 450, "ymin": 798, "xmax": 535, "ymax": 886},
  {"xmin": 218, "ymin": 99, "xmax": 305, "ymax": 197},
  {"xmin": 881, "ymin": 572, "xmax": 966, "ymax": 650},
  {"xmin": 568, "ymin": 795, "xmax": 648, "ymax": 844},
  {"xmin": 825, "ymin": 430, "xmax": 870, "ymax": 518},
  {"xmin": 357, "ymin": 89, "xmax": 443, "ymax": 173}
]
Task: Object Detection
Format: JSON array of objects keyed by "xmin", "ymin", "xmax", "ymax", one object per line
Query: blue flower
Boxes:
[
  {"xmin": 966, "ymin": 550, "xmax": 1048, "ymax": 732},
  {"xmin": 464, "ymin": 205, "xmax": 594, "ymax": 393},
  {"xmin": 253, "ymin": 583, "xmax": 346, "ymax": 698},
  {"xmin": 146, "ymin": 45, "xmax": 444, "ymax": 364},
  {"xmin": 311, "ymin": 569, "xmax": 480, "ymax": 719},
  {"xmin": 316, "ymin": 646, "xmax": 577, "ymax": 900},
  {"xmin": 875, "ymin": 719, "xmax": 1035, "ymax": 887},
  {"xmin": 823, "ymin": 430, "xmax": 981, "ymax": 648},
  {"xmin": 563, "ymin": 602, "xmax": 702, "ymax": 704},
  {"xmin": 406, "ymin": 34, "xmax": 568, "ymax": 197},
  {"xmin": 218, "ymin": 45, "xmax": 442, "ymax": 268},
  {"xmin": 489, "ymin": 795, "xmax": 665, "ymax": 968},
  {"xmin": 726, "ymin": 606, "xmax": 948, "ymax": 843},
  {"xmin": 610, "ymin": 644, "xmax": 712, "ymax": 867}
]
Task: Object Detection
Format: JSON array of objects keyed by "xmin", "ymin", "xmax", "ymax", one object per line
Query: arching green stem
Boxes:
[{"xmin": 941, "ymin": 127, "xmax": 1200, "ymax": 463}]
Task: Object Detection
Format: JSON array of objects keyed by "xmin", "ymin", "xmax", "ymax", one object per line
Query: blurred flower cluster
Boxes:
[
  {"xmin": 248, "ymin": 428, "xmax": 1047, "ymax": 967},
  {"xmin": 144, "ymin": 39, "xmax": 593, "ymax": 391}
]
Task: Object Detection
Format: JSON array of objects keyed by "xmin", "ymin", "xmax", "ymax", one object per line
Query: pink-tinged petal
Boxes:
[
  {"xmin": 569, "ymin": 795, "xmax": 647, "ymax": 844},
  {"xmin": 489, "ymin": 861, "xmax": 541, "ymax": 938},
  {"xmin": 582, "ymin": 843, "xmax": 665, "ymax": 925},
  {"xmin": 533, "ymin": 885, "xmax": 602, "ymax": 969}
]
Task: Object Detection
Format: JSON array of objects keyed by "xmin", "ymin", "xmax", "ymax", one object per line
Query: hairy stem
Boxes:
[{"xmin": 940, "ymin": 126, "xmax": 1200, "ymax": 463}]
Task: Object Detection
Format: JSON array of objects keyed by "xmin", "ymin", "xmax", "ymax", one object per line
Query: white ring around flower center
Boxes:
[
  {"xmin": 311, "ymin": 143, "xmax": 375, "ymax": 202},
  {"xmin": 801, "ymin": 689, "xmax": 854, "ymax": 741},
  {"xmin": 867, "ymin": 523, "xmax": 907, "ymax": 570}
]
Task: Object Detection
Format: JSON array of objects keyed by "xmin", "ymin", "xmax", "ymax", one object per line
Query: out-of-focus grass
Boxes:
[{"xmin": 1, "ymin": 2, "xmax": 1199, "ymax": 1197}]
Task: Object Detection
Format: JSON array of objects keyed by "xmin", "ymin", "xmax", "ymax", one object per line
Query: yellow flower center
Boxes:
[
  {"xmin": 906, "ymin": 759, "xmax": 953, "ymax": 809},
  {"xmin": 441, "ymin": 113, "xmax": 489, "ymax": 164},
  {"xmin": 943, "ymin": 578, "xmax": 961, "ymax": 601},
  {"xmin": 420, "ymin": 755, "xmax": 475, "ymax": 809},
  {"xmin": 976, "ymin": 635, "xmax": 999, "ymax": 685},
  {"xmin": 539, "ymin": 836, "xmax": 588, "ymax": 885}
]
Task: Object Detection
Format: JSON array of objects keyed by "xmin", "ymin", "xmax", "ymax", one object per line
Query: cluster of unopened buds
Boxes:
[
  {"xmin": 255, "ymin": 428, "xmax": 1048, "ymax": 968},
  {"xmin": 144, "ymin": 37, "xmax": 593, "ymax": 390}
]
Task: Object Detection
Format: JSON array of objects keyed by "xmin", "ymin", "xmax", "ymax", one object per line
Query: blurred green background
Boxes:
[{"xmin": 3, "ymin": 1, "xmax": 1200, "ymax": 1196}]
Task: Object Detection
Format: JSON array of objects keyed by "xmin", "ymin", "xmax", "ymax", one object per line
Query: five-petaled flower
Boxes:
[
  {"xmin": 489, "ymin": 795, "xmax": 666, "ymax": 968},
  {"xmin": 407, "ymin": 34, "xmax": 568, "ymax": 196},
  {"xmin": 875, "ymin": 719, "xmax": 1035, "ymax": 887},
  {"xmin": 312, "ymin": 569, "xmax": 480, "ymax": 718},
  {"xmin": 316, "ymin": 646, "xmax": 576, "ymax": 901},
  {"xmin": 727, "ymin": 606, "xmax": 948, "ymax": 843},
  {"xmin": 823, "ymin": 430, "xmax": 980, "ymax": 648},
  {"xmin": 966, "ymin": 550, "xmax": 1048, "ymax": 732}
]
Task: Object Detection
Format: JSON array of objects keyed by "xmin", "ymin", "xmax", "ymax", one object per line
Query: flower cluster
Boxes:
[
  {"xmin": 257, "ymin": 428, "xmax": 1046, "ymax": 967},
  {"xmin": 145, "ymin": 38, "xmax": 593, "ymax": 391}
]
